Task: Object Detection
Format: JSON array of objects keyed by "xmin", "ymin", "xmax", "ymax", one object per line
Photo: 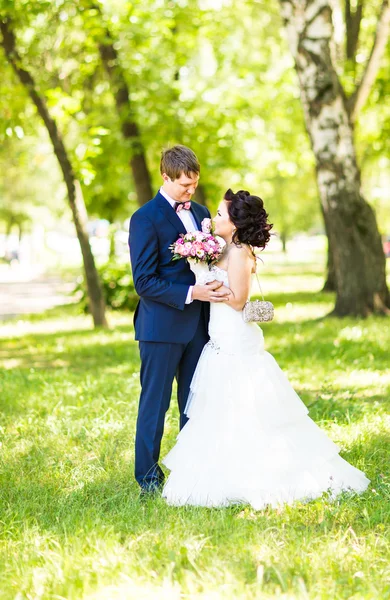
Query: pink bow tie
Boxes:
[{"xmin": 175, "ymin": 201, "xmax": 191, "ymax": 213}]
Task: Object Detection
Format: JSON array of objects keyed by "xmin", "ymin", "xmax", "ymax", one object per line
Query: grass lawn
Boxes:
[{"xmin": 0, "ymin": 260, "xmax": 389, "ymax": 599}]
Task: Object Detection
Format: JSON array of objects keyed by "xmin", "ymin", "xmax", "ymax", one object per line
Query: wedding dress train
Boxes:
[{"xmin": 162, "ymin": 266, "xmax": 369, "ymax": 509}]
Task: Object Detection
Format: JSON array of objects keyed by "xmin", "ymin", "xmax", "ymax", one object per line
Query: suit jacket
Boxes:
[{"xmin": 129, "ymin": 191, "xmax": 211, "ymax": 343}]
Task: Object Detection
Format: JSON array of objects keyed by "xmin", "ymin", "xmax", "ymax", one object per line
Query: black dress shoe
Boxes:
[{"xmin": 139, "ymin": 481, "xmax": 164, "ymax": 500}]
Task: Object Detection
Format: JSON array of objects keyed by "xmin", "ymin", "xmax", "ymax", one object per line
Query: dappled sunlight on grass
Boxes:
[
  {"xmin": 0, "ymin": 307, "xmax": 133, "ymax": 339},
  {"xmin": 333, "ymin": 369, "xmax": 390, "ymax": 392},
  {"xmin": 0, "ymin": 266, "xmax": 389, "ymax": 598},
  {"xmin": 274, "ymin": 300, "xmax": 333, "ymax": 322},
  {"xmin": 83, "ymin": 580, "xmax": 183, "ymax": 600},
  {"xmin": 261, "ymin": 273, "xmax": 326, "ymax": 295}
]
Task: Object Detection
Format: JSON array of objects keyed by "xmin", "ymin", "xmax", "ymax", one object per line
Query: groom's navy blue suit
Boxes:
[{"xmin": 129, "ymin": 191, "xmax": 210, "ymax": 489}]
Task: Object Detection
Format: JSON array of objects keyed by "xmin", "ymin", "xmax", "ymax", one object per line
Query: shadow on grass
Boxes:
[
  {"xmin": 0, "ymin": 328, "xmax": 138, "ymax": 371},
  {"xmin": 0, "ymin": 429, "xmax": 388, "ymax": 542},
  {"xmin": 266, "ymin": 290, "xmax": 334, "ymax": 306},
  {"xmin": 0, "ymin": 309, "xmax": 389, "ymax": 421},
  {"xmin": 1, "ymin": 297, "xmax": 389, "ymax": 599},
  {"xmin": 1, "ymin": 312, "xmax": 388, "ymax": 372},
  {"xmin": 305, "ymin": 392, "xmax": 389, "ymax": 425},
  {"xmin": 265, "ymin": 318, "xmax": 389, "ymax": 369}
]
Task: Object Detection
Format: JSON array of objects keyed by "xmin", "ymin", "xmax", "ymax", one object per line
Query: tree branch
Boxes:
[
  {"xmin": 347, "ymin": 0, "xmax": 390, "ymax": 121},
  {"xmin": 345, "ymin": 0, "xmax": 364, "ymax": 63}
]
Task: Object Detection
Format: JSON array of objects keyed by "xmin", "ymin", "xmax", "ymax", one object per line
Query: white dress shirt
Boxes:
[{"xmin": 159, "ymin": 187, "xmax": 198, "ymax": 304}]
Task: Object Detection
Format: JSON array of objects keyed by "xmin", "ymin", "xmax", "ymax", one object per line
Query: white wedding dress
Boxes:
[{"xmin": 162, "ymin": 266, "xmax": 369, "ymax": 509}]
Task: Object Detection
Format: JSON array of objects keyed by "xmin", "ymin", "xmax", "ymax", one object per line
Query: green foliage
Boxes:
[
  {"xmin": 0, "ymin": 0, "xmax": 388, "ymax": 238},
  {"xmin": 357, "ymin": 44, "xmax": 390, "ymax": 234},
  {"xmin": 75, "ymin": 261, "xmax": 138, "ymax": 312},
  {"xmin": 0, "ymin": 0, "xmax": 320, "ymax": 235},
  {"xmin": 0, "ymin": 262, "xmax": 389, "ymax": 598}
]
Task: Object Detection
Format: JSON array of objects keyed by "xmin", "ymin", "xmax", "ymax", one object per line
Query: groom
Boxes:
[{"xmin": 129, "ymin": 145, "xmax": 230, "ymax": 494}]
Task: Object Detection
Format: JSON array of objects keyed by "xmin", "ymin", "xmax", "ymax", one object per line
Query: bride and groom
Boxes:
[{"xmin": 129, "ymin": 145, "xmax": 369, "ymax": 509}]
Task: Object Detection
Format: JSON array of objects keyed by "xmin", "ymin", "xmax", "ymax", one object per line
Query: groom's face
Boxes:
[{"xmin": 162, "ymin": 171, "xmax": 199, "ymax": 203}]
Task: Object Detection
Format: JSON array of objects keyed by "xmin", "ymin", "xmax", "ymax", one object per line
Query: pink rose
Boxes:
[{"xmin": 201, "ymin": 218, "xmax": 212, "ymax": 234}]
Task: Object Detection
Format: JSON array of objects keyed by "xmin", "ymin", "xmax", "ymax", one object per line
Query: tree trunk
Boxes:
[
  {"xmin": 322, "ymin": 248, "xmax": 336, "ymax": 292},
  {"xmin": 345, "ymin": 0, "xmax": 364, "ymax": 65},
  {"xmin": 347, "ymin": 0, "xmax": 390, "ymax": 122},
  {"xmin": 5, "ymin": 219, "xmax": 13, "ymax": 242},
  {"xmin": 321, "ymin": 206, "xmax": 336, "ymax": 292},
  {"xmin": 109, "ymin": 224, "xmax": 116, "ymax": 260},
  {"xmin": 322, "ymin": 231, "xmax": 336, "ymax": 293},
  {"xmin": 18, "ymin": 222, "xmax": 23, "ymax": 246},
  {"xmin": 194, "ymin": 184, "xmax": 208, "ymax": 207},
  {"xmin": 0, "ymin": 18, "xmax": 108, "ymax": 327},
  {"xmin": 280, "ymin": 230, "xmax": 288, "ymax": 254},
  {"xmin": 96, "ymin": 20, "xmax": 154, "ymax": 206},
  {"xmin": 279, "ymin": 0, "xmax": 390, "ymax": 316}
]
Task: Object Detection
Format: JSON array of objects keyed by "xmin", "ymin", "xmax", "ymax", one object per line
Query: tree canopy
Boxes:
[{"xmin": 0, "ymin": 0, "xmax": 388, "ymax": 237}]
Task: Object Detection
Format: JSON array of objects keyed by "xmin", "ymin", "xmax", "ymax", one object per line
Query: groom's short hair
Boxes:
[{"xmin": 160, "ymin": 145, "xmax": 200, "ymax": 180}]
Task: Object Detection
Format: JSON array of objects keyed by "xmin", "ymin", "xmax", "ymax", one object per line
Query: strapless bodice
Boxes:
[{"xmin": 207, "ymin": 265, "xmax": 264, "ymax": 356}]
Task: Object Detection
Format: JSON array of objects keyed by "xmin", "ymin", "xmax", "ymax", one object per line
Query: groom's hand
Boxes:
[
  {"xmin": 211, "ymin": 285, "xmax": 233, "ymax": 303},
  {"xmin": 192, "ymin": 281, "xmax": 232, "ymax": 303}
]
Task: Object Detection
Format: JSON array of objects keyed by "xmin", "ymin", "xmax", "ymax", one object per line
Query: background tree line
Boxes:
[{"xmin": 0, "ymin": 0, "xmax": 389, "ymax": 326}]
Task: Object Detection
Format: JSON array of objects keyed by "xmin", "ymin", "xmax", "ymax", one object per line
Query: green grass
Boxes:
[{"xmin": 0, "ymin": 264, "xmax": 390, "ymax": 599}]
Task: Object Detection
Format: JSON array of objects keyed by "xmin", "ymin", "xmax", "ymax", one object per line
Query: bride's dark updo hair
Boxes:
[{"xmin": 224, "ymin": 189, "xmax": 273, "ymax": 249}]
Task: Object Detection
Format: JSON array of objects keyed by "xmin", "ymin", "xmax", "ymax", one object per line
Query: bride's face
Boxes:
[{"xmin": 213, "ymin": 201, "xmax": 235, "ymax": 241}]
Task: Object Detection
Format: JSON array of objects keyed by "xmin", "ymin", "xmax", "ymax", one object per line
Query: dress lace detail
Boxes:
[
  {"xmin": 209, "ymin": 264, "xmax": 229, "ymax": 286},
  {"xmin": 162, "ymin": 264, "xmax": 369, "ymax": 510},
  {"xmin": 205, "ymin": 339, "xmax": 220, "ymax": 353}
]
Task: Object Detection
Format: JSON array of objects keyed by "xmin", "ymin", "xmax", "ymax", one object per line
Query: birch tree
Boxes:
[{"xmin": 279, "ymin": 0, "xmax": 390, "ymax": 316}]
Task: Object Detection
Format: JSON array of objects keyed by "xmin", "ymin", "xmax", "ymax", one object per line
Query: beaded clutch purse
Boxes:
[{"xmin": 243, "ymin": 272, "xmax": 274, "ymax": 323}]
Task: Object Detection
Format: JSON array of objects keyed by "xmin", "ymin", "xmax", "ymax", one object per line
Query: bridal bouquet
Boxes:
[{"xmin": 170, "ymin": 219, "xmax": 224, "ymax": 284}]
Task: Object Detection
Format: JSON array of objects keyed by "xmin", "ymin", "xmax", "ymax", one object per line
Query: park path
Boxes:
[{"xmin": 0, "ymin": 265, "xmax": 76, "ymax": 321}]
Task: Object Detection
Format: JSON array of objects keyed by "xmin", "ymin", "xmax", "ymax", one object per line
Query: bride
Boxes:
[{"xmin": 162, "ymin": 189, "xmax": 369, "ymax": 509}]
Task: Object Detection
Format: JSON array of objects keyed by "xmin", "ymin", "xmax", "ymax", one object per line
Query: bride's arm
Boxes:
[{"xmin": 226, "ymin": 246, "xmax": 253, "ymax": 311}]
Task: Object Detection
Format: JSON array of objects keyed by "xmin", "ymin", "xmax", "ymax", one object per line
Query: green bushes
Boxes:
[{"xmin": 76, "ymin": 262, "xmax": 139, "ymax": 312}]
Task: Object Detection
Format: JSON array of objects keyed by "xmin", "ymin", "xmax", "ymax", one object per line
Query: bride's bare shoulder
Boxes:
[
  {"xmin": 228, "ymin": 244, "xmax": 255, "ymax": 268},
  {"xmin": 229, "ymin": 243, "xmax": 252, "ymax": 255}
]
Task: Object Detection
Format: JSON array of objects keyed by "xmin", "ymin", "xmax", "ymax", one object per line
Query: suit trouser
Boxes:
[{"xmin": 135, "ymin": 315, "xmax": 209, "ymax": 488}]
